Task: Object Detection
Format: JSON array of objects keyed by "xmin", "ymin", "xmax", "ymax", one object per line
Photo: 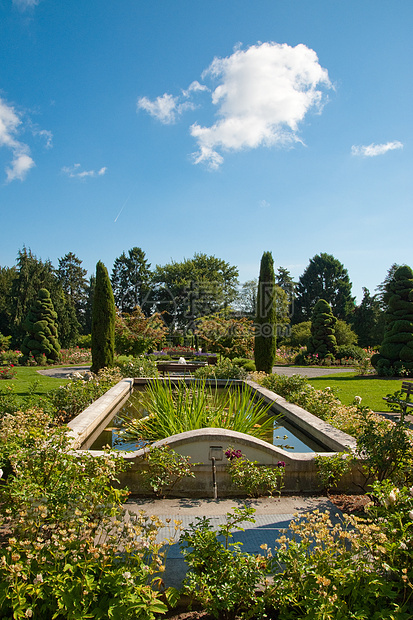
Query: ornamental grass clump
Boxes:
[{"xmin": 121, "ymin": 379, "xmax": 277, "ymax": 443}]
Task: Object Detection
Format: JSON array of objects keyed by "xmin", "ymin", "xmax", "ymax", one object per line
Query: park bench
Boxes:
[
  {"xmin": 382, "ymin": 381, "xmax": 413, "ymax": 418},
  {"xmin": 156, "ymin": 361, "xmax": 208, "ymax": 376}
]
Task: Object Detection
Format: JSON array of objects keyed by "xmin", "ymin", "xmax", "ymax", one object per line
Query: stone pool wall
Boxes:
[{"xmin": 67, "ymin": 377, "xmax": 365, "ymax": 495}]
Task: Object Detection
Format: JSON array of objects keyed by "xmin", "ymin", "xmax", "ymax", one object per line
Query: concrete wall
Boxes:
[{"xmin": 68, "ymin": 377, "xmax": 365, "ymax": 495}]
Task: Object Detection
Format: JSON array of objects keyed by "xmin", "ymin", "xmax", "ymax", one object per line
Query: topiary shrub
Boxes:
[
  {"xmin": 20, "ymin": 288, "xmax": 61, "ymax": 365},
  {"xmin": 372, "ymin": 265, "xmax": 413, "ymax": 376},
  {"xmin": 307, "ymin": 299, "xmax": 338, "ymax": 360}
]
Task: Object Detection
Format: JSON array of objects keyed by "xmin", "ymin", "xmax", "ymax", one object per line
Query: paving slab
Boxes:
[{"xmin": 124, "ymin": 495, "xmax": 342, "ymax": 589}]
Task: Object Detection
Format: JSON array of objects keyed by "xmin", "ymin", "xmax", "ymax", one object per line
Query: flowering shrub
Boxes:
[
  {"xmin": 0, "ymin": 409, "xmax": 179, "ymax": 619},
  {"xmin": 138, "ymin": 444, "xmax": 196, "ymax": 497},
  {"xmin": 180, "ymin": 506, "xmax": 267, "ymax": 620},
  {"xmin": 0, "ymin": 349, "xmax": 22, "ymax": 365},
  {"xmin": 0, "ymin": 364, "xmax": 16, "ymax": 380},
  {"xmin": 366, "ymin": 480, "xmax": 413, "ymax": 594},
  {"xmin": 159, "ymin": 345, "xmax": 196, "ymax": 355},
  {"xmin": 315, "ymin": 452, "xmax": 352, "ymax": 493},
  {"xmin": 225, "ymin": 448, "xmax": 285, "ymax": 497},
  {"xmin": 48, "ymin": 367, "xmax": 123, "ymax": 423},
  {"xmin": 265, "ymin": 506, "xmax": 411, "ymax": 619},
  {"xmin": 115, "ymin": 355, "xmax": 159, "ymax": 378},
  {"xmin": 59, "ymin": 346, "xmax": 92, "ymax": 365},
  {"xmin": 274, "ymin": 346, "xmax": 303, "ymax": 365},
  {"xmin": 355, "ymin": 405, "xmax": 413, "ymax": 488}
]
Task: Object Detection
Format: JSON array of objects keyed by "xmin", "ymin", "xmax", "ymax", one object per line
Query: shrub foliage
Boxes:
[
  {"xmin": 20, "ymin": 288, "xmax": 60, "ymax": 364},
  {"xmin": 307, "ymin": 299, "xmax": 338, "ymax": 360},
  {"xmin": 372, "ymin": 265, "xmax": 413, "ymax": 376}
]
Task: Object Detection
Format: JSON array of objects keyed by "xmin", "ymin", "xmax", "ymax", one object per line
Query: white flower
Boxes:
[
  {"xmin": 388, "ymin": 489, "xmax": 399, "ymax": 505},
  {"xmin": 409, "ymin": 510, "xmax": 413, "ymax": 521},
  {"xmin": 0, "ymin": 469, "xmax": 3, "ymax": 479},
  {"xmin": 410, "ymin": 487, "xmax": 413, "ymax": 497},
  {"xmin": 122, "ymin": 571, "xmax": 132, "ymax": 580},
  {"xmin": 354, "ymin": 396, "xmax": 362, "ymax": 405},
  {"xmin": 33, "ymin": 574, "xmax": 43, "ymax": 585}
]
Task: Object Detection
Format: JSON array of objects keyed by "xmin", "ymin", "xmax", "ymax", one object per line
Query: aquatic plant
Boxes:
[{"xmin": 121, "ymin": 379, "xmax": 277, "ymax": 443}]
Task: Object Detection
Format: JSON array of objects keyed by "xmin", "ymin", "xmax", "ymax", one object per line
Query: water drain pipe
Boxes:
[{"xmin": 211, "ymin": 457, "xmax": 218, "ymax": 499}]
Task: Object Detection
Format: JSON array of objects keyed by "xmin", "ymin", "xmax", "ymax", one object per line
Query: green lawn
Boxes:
[
  {"xmin": 1, "ymin": 366, "xmax": 71, "ymax": 397},
  {"xmin": 307, "ymin": 372, "xmax": 404, "ymax": 411}
]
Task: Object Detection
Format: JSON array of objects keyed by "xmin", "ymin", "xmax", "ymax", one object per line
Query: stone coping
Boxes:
[
  {"xmin": 67, "ymin": 378, "xmax": 133, "ymax": 449},
  {"xmin": 65, "ymin": 377, "xmax": 364, "ymax": 494}
]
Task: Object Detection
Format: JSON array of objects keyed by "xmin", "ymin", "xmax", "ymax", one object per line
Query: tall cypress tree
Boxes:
[
  {"xmin": 254, "ymin": 251, "xmax": 276, "ymax": 373},
  {"xmin": 91, "ymin": 262, "xmax": 116, "ymax": 373}
]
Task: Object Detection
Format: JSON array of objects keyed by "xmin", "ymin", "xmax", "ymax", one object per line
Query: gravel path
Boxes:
[
  {"xmin": 37, "ymin": 365, "xmax": 91, "ymax": 379},
  {"xmin": 38, "ymin": 365, "xmax": 352, "ymax": 380},
  {"xmin": 272, "ymin": 366, "xmax": 355, "ymax": 378}
]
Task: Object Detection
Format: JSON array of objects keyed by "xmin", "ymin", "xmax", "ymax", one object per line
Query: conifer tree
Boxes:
[
  {"xmin": 371, "ymin": 265, "xmax": 413, "ymax": 376},
  {"xmin": 307, "ymin": 299, "xmax": 337, "ymax": 360},
  {"xmin": 21, "ymin": 288, "xmax": 60, "ymax": 364},
  {"xmin": 91, "ymin": 261, "xmax": 116, "ymax": 373},
  {"xmin": 254, "ymin": 251, "xmax": 276, "ymax": 373}
]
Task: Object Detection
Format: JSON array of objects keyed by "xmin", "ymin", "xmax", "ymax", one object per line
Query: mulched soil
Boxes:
[{"xmin": 328, "ymin": 493, "xmax": 372, "ymax": 515}]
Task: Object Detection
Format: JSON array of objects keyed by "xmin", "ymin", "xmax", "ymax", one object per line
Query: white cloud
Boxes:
[
  {"xmin": 182, "ymin": 81, "xmax": 209, "ymax": 98},
  {"xmin": 351, "ymin": 141, "xmax": 403, "ymax": 157},
  {"xmin": 0, "ymin": 97, "xmax": 35, "ymax": 182},
  {"xmin": 137, "ymin": 92, "xmax": 197, "ymax": 124},
  {"xmin": 138, "ymin": 42, "xmax": 332, "ymax": 168},
  {"xmin": 62, "ymin": 163, "xmax": 107, "ymax": 179},
  {"xmin": 13, "ymin": 0, "xmax": 40, "ymax": 10},
  {"xmin": 33, "ymin": 128, "xmax": 53, "ymax": 149},
  {"xmin": 192, "ymin": 42, "xmax": 331, "ymax": 168}
]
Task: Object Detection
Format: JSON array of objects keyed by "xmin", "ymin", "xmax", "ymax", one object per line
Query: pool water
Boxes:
[{"xmin": 89, "ymin": 387, "xmax": 328, "ymax": 453}]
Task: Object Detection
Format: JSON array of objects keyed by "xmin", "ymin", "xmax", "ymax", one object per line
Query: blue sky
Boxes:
[{"xmin": 1, "ymin": 0, "xmax": 412, "ymax": 303}]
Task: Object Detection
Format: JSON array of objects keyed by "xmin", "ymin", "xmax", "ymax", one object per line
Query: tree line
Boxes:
[{"xmin": 0, "ymin": 245, "xmax": 398, "ymax": 353}]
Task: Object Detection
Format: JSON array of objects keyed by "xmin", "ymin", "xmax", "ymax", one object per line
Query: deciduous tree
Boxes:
[{"xmin": 152, "ymin": 253, "xmax": 239, "ymax": 332}]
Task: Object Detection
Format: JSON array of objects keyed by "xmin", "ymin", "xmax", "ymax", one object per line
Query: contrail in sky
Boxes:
[{"xmin": 114, "ymin": 189, "xmax": 134, "ymax": 222}]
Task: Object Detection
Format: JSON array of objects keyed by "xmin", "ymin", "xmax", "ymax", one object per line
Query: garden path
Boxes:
[
  {"xmin": 272, "ymin": 365, "xmax": 355, "ymax": 378},
  {"xmin": 125, "ymin": 495, "xmax": 343, "ymax": 589}
]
